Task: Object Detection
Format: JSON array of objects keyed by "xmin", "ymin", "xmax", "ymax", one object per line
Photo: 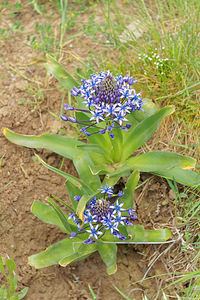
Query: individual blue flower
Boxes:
[
  {"xmin": 111, "ymin": 199, "xmax": 126, "ymax": 215},
  {"xmin": 74, "ymin": 195, "xmax": 81, "ymax": 202},
  {"xmin": 90, "ymin": 109, "xmax": 105, "ymax": 123},
  {"xmin": 113, "ymin": 214, "xmax": 127, "ymax": 226},
  {"xmin": 60, "ymin": 71, "xmax": 143, "ymax": 138},
  {"xmin": 86, "ymin": 224, "xmax": 103, "ymax": 239},
  {"xmin": 118, "ymin": 191, "xmax": 124, "ymax": 197},
  {"xmin": 98, "ymin": 183, "xmax": 113, "ymax": 195},
  {"xmin": 70, "ymin": 232, "xmax": 78, "ymax": 238},
  {"xmin": 127, "ymin": 208, "xmax": 137, "ymax": 220},
  {"xmin": 84, "ymin": 211, "xmax": 95, "ymax": 224}
]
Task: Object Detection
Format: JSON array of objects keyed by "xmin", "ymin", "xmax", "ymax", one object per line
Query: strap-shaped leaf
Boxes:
[
  {"xmin": 65, "ymin": 181, "xmax": 83, "ymax": 210},
  {"xmin": 44, "ymin": 55, "xmax": 77, "ymax": 90},
  {"xmin": 120, "ymin": 170, "xmax": 140, "ymax": 209},
  {"xmin": 76, "ymin": 193, "xmax": 97, "ymax": 221},
  {"xmin": 97, "ymin": 243, "xmax": 117, "ymax": 275},
  {"xmin": 77, "ymin": 144, "xmax": 105, "ymax": 155},
  {"xmin": 153, "ymin": 168, "xmax": 200, "ymax": 187},
  {"xmin": 127, "ymin": 225, "xmax": 172, "ymax": 242},
  {"xmin": 0, "ymin": 285, "xmax": 7, "ymax": 299},
  {"xmin": 110, "ymin": 127, "xmax": 123, "ymax": 163},
  {"xmin": 59, "ymin": 243, "xmax": 97, "ymax": 266},
  {"xmin": 75, "ymin": 111, "xmax": 113, "ymax": 158},
  {"xmin": 4, "ymin": 129, "xmax": 102, "ymax": 189},
  {"xmin": 3, "ymin": 129, "xmax": 83, "ymax": 160},
  {"xmin": 73, "ymin": 153, "xmax": 101, "ymax": 189},
  {"xmin": 5, "ymin": 259, "xmax": 16, "ymax": 273},
  {"xmin": 121, "ymin": 106, "xmax": 175, "ymax": 161},
  {"xmin": 46, "ymin": 197, "xmax": 72, "ymax": 234},
  {"xmin": 110, "ymin": 151, "xmax": 196, "ymax": 179},
  {"xmin": 35, "ymin": 154, "xmax": 85, "ymax": 189},
  {"xmin": 28, "ymin": 238, "xmax": 81, "ymax": 268},
  {"xmin": 127, "ymin": 151, "xmax": 196, "ymax": 172},
  {"xmin": 17, "ymin": 287, "xmax": 29, "ymax": 299},
  {"xmin": 0, "ymin": 256, "xmax": 6, "ymax": 277},
  {"xmin": 51, "ymin": 195, "xmax": 74, "ymax": 213},
  {"xmin": 31, "ymin": 200, "xmax": 69, "ymax": 233},
  {"xmin": 133, "ymin": 98, "xmax": 159, "ymax": 121}
]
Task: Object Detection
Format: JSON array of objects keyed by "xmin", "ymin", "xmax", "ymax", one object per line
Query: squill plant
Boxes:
[{"xmin": 4, "ymin": 56, "xmax": 200, "ymax": 274}]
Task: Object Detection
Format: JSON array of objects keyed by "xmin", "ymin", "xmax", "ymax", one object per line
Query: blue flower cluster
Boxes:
[
  {"xmin": 69, "ymin": 184, "xmax": 137, "ymax": 244},
  {"xmin": 60, "ymin": 71, "xmax": 143, "ymax": 139}
]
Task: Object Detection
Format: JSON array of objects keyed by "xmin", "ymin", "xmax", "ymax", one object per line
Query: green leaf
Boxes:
[
  {"xmin": 44, "ymin": 55, "xmax": 77, "ymax": 90},
  {"xmin": 120, "ymin": 170, "xmax": 140, "ymax": 209},
  {"xmin": 131, "ymin": 98, "xmax": 159, "ymax": 122},
  {"xmin": 35, "ymin": 154, "xmax": 85, "ymax": 189},
  {"xmin": 127, "ymin": 225, "xmax": 172, "ymax": 242},
  {"xmin": 0, "ymin": 285, "xmax": 7, "ymax": 300},
  {"xmin": 65, "ymin": 181, "xmax": 83, "ymax": 210},
  {"xmin": 127, "ymin": 151, "xmax": 196, "ymax": 172},
  {"xmin": 10, "ymin": 296, "xmax": 18, "ymax": 300},
  {"xmin": 59, "ymin": 243, "xmax": 97, "ymax": 266},
  {"xmin": 76, "ymin": 194, "xmax": 96, "ymax": 221},
  {"xmin": 5, "ymin": 259, "xmax": 16, "ymax": 273},
  {"xmin": 0, "ymin": 256, "xmax": 6, "ymax": 277},
  {"xmin": 97, "ymin": 243, "xmax": 117, "ymax": 275},
  {"xmin": 51, "ymin": 195, "xmax": 74, "ymax": 213},
  {"xmin": 76, "ymin": 112, "xmax": 112, "ymax": 158},
  {"xmin": 121, "ymin": 106, "xmax": 175, "ymax": 161},
  {"xmin": 3, "ymin": 129, "xmax": 83, "ymax": 160},
  {"xmin": 47, "ymin": 197, "xmax": 72, "ymax": 234},
  {"xmin": 28, "ymin": 238, "xmax": 81, "ymax": 268},
  {"xmin": 3, "ymin": 129, "xmax": 101, "ymax": 190},
  {"xmin": 10, "ymin": 273, "xmax": 17, "ymax": 296},
  {"xmin": 77, "ymin": 144, "xmax": 105, "ymax": 155},
  {"xmin": 17, "ymin": 287, "xmax": 29, "ymax": 300},
  {"xmin": 73, "ymin": 153, "xmax": 101, "ymax": 190},
  {"xmin": 153, "ymin": 167, "xmax": 200, "ymax": 187},
  {"xmin": 31, "ymin": 200, "xmax": 68, "ymax": 233},
  {"xmin": 111, "ymin": 151, "xmax": 196, "ymax": 178},
  {"xmin": 110, "ymin": 127, "xmax": 123, "ymax": 163}
]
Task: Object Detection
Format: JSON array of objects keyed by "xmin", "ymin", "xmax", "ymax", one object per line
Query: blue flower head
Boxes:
[
  {"xmin": 68, "ymin": 184, "xmax": 137, "ymax": 244},
  {"xmin": 60, "ymin": 71, "xmax": 143, "ymax": 138}
]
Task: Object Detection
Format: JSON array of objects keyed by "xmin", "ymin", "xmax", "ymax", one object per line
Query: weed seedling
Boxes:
[{"xmin": 0, "ymin": 255, "xmax": 28, "ymax": 300}]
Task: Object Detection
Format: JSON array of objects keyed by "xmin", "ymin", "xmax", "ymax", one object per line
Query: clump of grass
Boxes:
[{"xmin": 98, "ymin": 0, "xmax": 200, "ymax": 127}]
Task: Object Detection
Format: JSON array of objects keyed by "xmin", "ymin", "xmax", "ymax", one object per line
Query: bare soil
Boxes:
[{"xmin": 0, "ymin": 1, "xmax": 197, "ymax": 299}]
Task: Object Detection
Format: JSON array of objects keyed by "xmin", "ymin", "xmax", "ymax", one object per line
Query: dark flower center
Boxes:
[
  {"xmin": 95, "ymin": 75, "xmax": 120, "ymax": 105},
  {"xmin": 92, "ymin": 199, "xmax": 111, "ymax": 220}
]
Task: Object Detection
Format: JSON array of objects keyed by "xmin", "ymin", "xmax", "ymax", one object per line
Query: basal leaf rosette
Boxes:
[
  {"xmin": 60, "ymin": 71, "xmax": 143, "ymax": 139},
  {"xmin": 69, "ymin": 184, "xmax": 137, "ymax": 244}
]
